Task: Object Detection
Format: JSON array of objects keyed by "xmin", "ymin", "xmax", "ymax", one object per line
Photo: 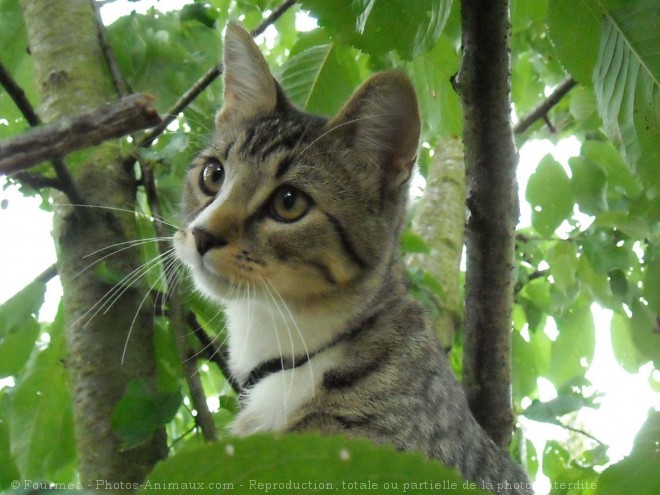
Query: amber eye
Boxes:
[
  {"xmin": 199, "ymin": 159, "xmax": 225, "ymax": 196},
  {"xmin": 270, "ymin": 186, "xmax": 311, "ymax": 223}
]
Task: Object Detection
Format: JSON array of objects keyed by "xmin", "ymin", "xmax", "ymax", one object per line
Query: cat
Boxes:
[{"xmin": 174, "ymin": 22, "xmax": 533, "ymax": 495}]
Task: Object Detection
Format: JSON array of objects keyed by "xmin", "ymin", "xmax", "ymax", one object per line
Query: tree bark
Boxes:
[
  {"xmin": 454, "ymin": 0, "xmax": 519, "ymax": 448},
  {"xmin": 0, "ymin": 93, "xmax": 160, "ymax": 174},
  {"xmin": 407, "ymin": 137, "xmax": 465, "ymax": 350},
  {"xmin": 20, "ymin": 0, "xmax": 167, "ymax": 487}
]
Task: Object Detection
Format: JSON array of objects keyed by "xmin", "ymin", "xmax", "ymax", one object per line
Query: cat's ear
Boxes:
[
  {"xmin": 328, "ymin": 71, "xmax": 420, "ymax": 186},
  {"xmin": 216, "ymin": 22, "xmax": 277, "ymax": 124}
]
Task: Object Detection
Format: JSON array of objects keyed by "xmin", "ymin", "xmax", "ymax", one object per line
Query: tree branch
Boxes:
[
  {"xmin": 454, "ymin": 0, "xmax": 519, "ymax": 449},
  {"xmin": 514, "ymin": 77, "xmax": 577, "ymax": 134},
  {"xmin": 0, "ymin": 93, "xmax": 161, "ymax": 175},
  {"xmin": 0, "ymin": 61, "xmax": 40, "ymax": 126},
  {"xmin": 188, "ymin": 313, "xmax": 240, "ymax": 395},
  {"xmin": 91, "ymin": 0, "xmax": 130, "ymax": 97},
  {"xmin": 1, "ymin": 60, "xmax": 90, "ymax": 213}
]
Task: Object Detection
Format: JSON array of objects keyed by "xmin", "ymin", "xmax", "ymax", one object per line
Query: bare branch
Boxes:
[
  {"xmin": 188, "ymin": 312, "xmax": 240, "ymax": 395},
  {"xmin": 90, "ymin": 0, "xmax": 130, "ymax": 97},
  {"xmin": 183, "ymin": 349, "xmax": 218, "ymax": 442},
  {"xmin": 0, "ymin": 61, "xmax": 40, "ymax": 127},
  {"xmin": 454, "ymin": 0, "xmax": 518, "ymax": 448},
  {"xmin": 514, "ymin": 77, "xmax": 577, "ymax": 134},
  {"xmin": 138, "ymin": 65, "xmax": 222, "ymax": 148},
  {"xmin": 0, "ymin": 93, "xmax": 161, "ymax": 175},
  {"xmin": 251, "ymin": 0, "xmax": 297, "ymax": 38}
]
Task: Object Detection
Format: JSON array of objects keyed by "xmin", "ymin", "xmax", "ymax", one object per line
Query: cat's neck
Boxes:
[{"xmin": 224, "ymin": 292, "xmax": 361, "ymax": 385}]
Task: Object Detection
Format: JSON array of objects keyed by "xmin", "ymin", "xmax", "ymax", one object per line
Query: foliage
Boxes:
[{"xmin": 0, "ymin": 0, "xmax": 658, "ymax": 493}]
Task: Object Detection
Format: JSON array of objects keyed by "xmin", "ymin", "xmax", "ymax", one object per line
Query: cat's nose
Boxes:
[{"xmin": 192, "ymin": 227, "xmax": 227, "ymax": 256}]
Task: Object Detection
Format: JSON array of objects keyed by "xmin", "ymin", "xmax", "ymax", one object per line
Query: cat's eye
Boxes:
[
  {"xmin": 199, "ymin": 159, "xmax": 225, "ymax": 196},
  {"xmin": 270, "ymin": 186, "xmax": 311, "ymax": 223}
]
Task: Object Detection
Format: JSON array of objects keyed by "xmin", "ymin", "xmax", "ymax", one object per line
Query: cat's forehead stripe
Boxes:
[{"xmin": 238, "ymin": 117, "xmax": 314, "ymax": 162}]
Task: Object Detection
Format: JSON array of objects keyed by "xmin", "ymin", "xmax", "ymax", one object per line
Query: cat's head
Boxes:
[{"xmin": 174, "ymin": 23, "xmax": 420, "ymax": 304}]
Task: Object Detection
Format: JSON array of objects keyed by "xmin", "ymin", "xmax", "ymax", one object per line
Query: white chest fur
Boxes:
[{"xmin": 224, "ymin": 298, "xmax": 348, "ymax": 434}]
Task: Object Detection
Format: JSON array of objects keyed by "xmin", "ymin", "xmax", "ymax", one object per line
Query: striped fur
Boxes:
[{"xmin": 174, "ymin": 23, "xmax": 532, "ymax": 495}]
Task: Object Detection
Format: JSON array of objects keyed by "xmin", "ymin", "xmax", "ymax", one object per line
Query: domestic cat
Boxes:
[{"xmin": 174, "ymin": 23, "xmax": 533, "ymax": 495}]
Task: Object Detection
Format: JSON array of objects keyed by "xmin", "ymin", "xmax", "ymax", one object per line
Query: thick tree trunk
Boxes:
[
  {"xmin": 20, "ymin": 0, "xmax": 166, "ymax": 487},
  {"xmin": 454, "ymin": 0, "xmax": 519, "ymax": 448}
]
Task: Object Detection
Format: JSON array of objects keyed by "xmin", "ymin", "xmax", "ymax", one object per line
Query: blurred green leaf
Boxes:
[
  {"xmin": 547, "ymin": 304, "xmax": 595, "ymax": 387},
  {"xmin": 278, "ymin": 41, "xmax": 360, "ymax": 116},
  {"xmin": 593, "ymin": 0, "xmax": 660, "ymax": 191},
  {"xmin": 301, "ymin": 0, "xmax": 451, "ymax": 60},
  {"xmin": 111, "ymin": 379, "xmax": 181, "ymax": 451},
  {"xmin": 526, "ymin": 154, "xmax": 575, "ymax": 236},
  {"xmin": 569, "ymin": 156, "xmax": 608, "ymax": 215},
  {"xmin": 597, "ymin": 410, "xmax": 660, "ymax": 495},
  {"xmin": 138, "ymin": 434, "xmax": 488, "ymax": 495},
  {"xmin": 8, "ymin": 313, "xmax": 75, "ymax": 480}
]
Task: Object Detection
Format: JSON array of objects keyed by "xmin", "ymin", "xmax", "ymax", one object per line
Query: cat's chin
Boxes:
[{"xmin": 190, "ymin": 266, "xmax": 241, "ymax": 302}]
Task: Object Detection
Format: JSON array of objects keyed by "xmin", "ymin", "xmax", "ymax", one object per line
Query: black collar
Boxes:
[{"xmin": 240, "ymin": 313, "xmax": 376, "ymax": 392}]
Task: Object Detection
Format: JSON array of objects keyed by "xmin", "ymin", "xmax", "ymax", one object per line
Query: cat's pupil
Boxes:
[{"xmin": 281, "ymin": 189, "xmax": 296, "ymax": 209}]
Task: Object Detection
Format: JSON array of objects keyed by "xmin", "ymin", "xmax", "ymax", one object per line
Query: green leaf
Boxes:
[
  {"xmin": 0, "ymin": 396, "xmax": 20, "ymax": 490},
  {"xmin": 111, "ymin": 379, "xmax": 181, "ymax": 450},
  {"xmin": 278, "ymin": 42, "xmax": 360, "ymax": 116},
  {"xmin": 0, "ymin": 280, "xmax": 46, "ymax": 378},
  {"xmin": 138, "ymin": 434, "xmax": 490, "ymax": 495},
  {"xmin": 547, "ymin": 0, "xmax": 602, "ymax": 85},
  {"xmin": 0, "ymin": 280, "xmax": 46, "ymax": 337},
  {"xmin": 594, "ymin": 0, "xmax": 660, "ymax": 191},
  {"xmin": 400, "ymin": 230, "xmax": 430, "ymax": 254},
  {"xmin": 8, "ymin": 314, "xmax": 75, "ymax": 480},
  {"xmin": 405, "ymin": 35, "xmax": 462, "ymax": 139},
  {"xmin": 582, "ymin": 140, "xmax": 642, "ymax": 198},
  {"xmin": 547, "ymin": 305, "xmax": 595, "ymax": 387},
  {"xmin": 610, "ymin": 311, "xmax": 647, "ymax": 372},
  {"xmin": 569, "ymin": 156, "xmax": 608, "ymax": 215},
  {"xmin": 547, "ymin": 241, "xmax": 579, "ymax": 293},
  {"xmin": 642, "ymin": 242, "xmax": 660, "ymax": 314},
  {"xmin": 525, "ymin": 154, "xmax": 575, "ymax": 236},
  {"xmin": 107, "ymin": 11, "xmax": 222, "ymax": 114},
  {"xmin": 597, "ymin": 410, "xmax": 660, "ymax": 495},
  {"xmin": 301, "ymin": 0, "xmax": 451, "ymax": 59},
  {"xmin": 523, "ymin": 393, "xmax": 595, "ymax": 425}
]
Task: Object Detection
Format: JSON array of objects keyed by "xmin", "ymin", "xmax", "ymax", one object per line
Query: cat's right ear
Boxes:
[{"xmin": 216, "ymin": 22, "xmax": 277, "ymax": 125}]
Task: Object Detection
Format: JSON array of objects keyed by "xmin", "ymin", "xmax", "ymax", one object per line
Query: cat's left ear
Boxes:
[
  {"xmin": 328, "ymin": 71, "xmax": 421, "ymax": 186},
  {"xmin": 216, "ymin": 22, "xmax": 277, "ymax": 124}
]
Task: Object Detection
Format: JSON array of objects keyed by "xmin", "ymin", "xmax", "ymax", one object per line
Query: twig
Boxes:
[
  {"xmin": 514, "ymin": 77, "xmax": 577, "ymax": 134},
  {"xmin": 137, "ymin": 65, "xmax": 222, "ymax": 148},
  {"xmin": 559, "ymin": 422, "xmax": 606, "ymax": 446},
  {"xmin": 0, "ymin": 93, "xmax": 161, "ymax": 175},
  {"xmin": 90, "ymin": 0, "xmax": 130, "ymax": 97},
  {"xmin": 251, "ymin": 0, "xmax": 297, "ymax": 38},
  {"xmin": 0, "ymin": 61, "xmax": 40, "ymax": 126},
  {"xmin": 188, "ymin": 312, "xmax": 240, "ymax": 394},
  {"xmin": 10, "ymin": 172, "xmax": 63, "ymax": 192},
  {"xmin": 37, "ymin": 263, "xmax": 58, "ymax": 284},
  {"xmin": 183, "ymin": 349, "xmax": 218, "ymax": 442}
]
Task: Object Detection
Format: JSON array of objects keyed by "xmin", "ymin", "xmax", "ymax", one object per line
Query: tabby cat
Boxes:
[{"xmin": 174, "ymin": 23, "xmax": 533, "ymax": 495}]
